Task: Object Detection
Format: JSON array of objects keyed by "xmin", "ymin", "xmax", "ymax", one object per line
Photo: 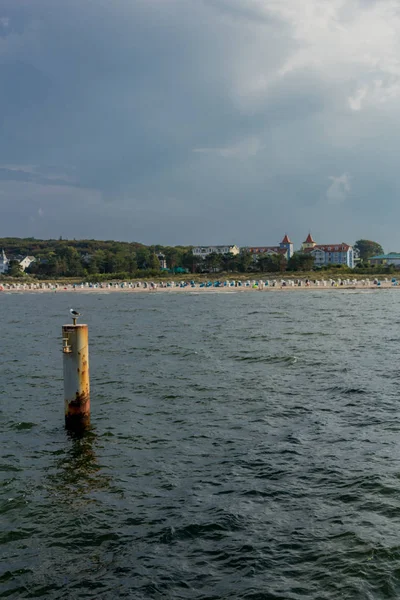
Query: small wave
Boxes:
[
  {"xmin": 154, "ymin": 512, "xmax": 247, "ymax": 544},
  {"xmin": 10, "ymin": 421, "xmax": 36, "ymax": 431},
  {"xmin": 0, "ymin": 463, "xmax": 22, "ymax": 473},
  {"xmin": 0, "ymin": 567, "xmax": 32, "ymax": 584},
  {"xmin": 168, "ymin": 348, "xmax": 199, "ymax": 357},
  {"xmin": 0, "ymin": 527, "xmax": 34, "ymax": 545},
  {"xmin": 246, "ymin": 334, "xmax": 272, "ymax": 341},
  {"xmin": 235, "ymin": 354, "xmax": 298, "ymax": 365},
  {"xmin": 327, "ymin": 386, "xmax": 367, "ymax": 395},
  {"xmin": 252, "ymin": 468, "xmax": 287, "ymax": 480},
  {"xmin": 241, "ymin": 591, "xmax": 286, "ymax": 600},
  {"xmin": 297, "ymin": 331, "xmax": 332, "ymax": 337},
  {"xmin": 241, "ymin": 489, "xmax": 273, "ymax": 498},
  {"xmin": 96, "ymin": 379, "xmax": 124, "ymax": 386}
]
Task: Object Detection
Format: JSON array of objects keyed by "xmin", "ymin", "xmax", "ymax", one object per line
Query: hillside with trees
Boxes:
[
  {"xmin": 0, "ymin": 238, "xmax": 201, "ymax": 278},
  {"xmin": 0, "ymin": 237, "xmax": 392, "ymax": 279}
]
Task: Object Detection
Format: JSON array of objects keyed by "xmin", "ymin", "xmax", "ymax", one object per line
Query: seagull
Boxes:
[{"xmin": 70, "ymin": 309, "xmax": 81, "ymax": 318}]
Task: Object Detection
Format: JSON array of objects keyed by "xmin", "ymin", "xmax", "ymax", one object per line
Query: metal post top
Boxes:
[{"xmin": 62, "ymin": 323, "xmax": 88, "ymax": 328}]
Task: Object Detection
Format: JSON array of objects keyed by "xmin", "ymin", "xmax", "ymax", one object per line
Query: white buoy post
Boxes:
[{"xmin": 62, "ymin": 322, "xmax": 90, "ymax": 431}]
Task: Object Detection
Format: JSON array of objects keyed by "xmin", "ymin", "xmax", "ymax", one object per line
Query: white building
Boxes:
[
  {"xmin": 302, "ymin": 234, "xmax": 354, "ymax": 268},
  {"xmin": 192, "ymin": 245, "xmax": 240, "ymax": 259},
  {"xmin": 0, "ymin": 249, "xmax": 9, "ymax": 274},
  {"xmin": 19, "ymin": 256, "xmax": 36, "ymax": 271},
  {"xmin": 157, "ymin": 253, "xmax": 167, "ymax": 269}
]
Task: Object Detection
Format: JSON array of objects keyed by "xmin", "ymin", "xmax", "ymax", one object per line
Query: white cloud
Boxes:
[
  {"xmin": 348, "ymin": 86, "xmax": 368, "ymax": 111},
  {"xmin": 348, "ymin": 79, "xmax": 400, "ymax": 110},
  {"xmin": 226, "ymin": 0, "xmax": 400, "ymax": 111},
  {"xmin": 0, "ymin": 17, "xmax": 9, "ymax": 28},
  {"xmin": 326, "ymin": 173, "xmax": 351, "ymax": 204},
  {"xmin": 0, "ymin": 164, "xmax": 37, "ymax": 174},
  {"xmin": 193, "ymin": 136, "xmax": 263, "ymax": 158}
]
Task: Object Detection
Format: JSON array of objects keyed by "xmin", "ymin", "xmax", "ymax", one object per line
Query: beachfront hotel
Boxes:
[
  {"xmin": 191, "ymin": 235, "xmax": 355, "ymax": 268},
  {"xmin": 301, "ymin": 234, "xmax": 354, "ymax": 268},
  {"xmin": 245, "ymin": 234, "xmax": 294, "ymax": 261}
]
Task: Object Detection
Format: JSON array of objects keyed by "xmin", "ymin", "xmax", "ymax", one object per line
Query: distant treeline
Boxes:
[
  {"xmin": 0, "ymin": 237, "xmax": 394, "ymax": 278},
  {"xmin": 0, "ymin": 237, "xmax": 196, "ymax": 278}
]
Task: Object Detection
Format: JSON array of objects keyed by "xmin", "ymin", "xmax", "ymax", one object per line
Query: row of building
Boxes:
[{"xmin": 192, "ymin": 234, "xmax": 358, "ymax": 268}]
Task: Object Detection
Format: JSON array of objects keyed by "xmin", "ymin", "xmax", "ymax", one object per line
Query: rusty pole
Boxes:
[{"xmin": 62, "ymin": 323, "xmax": 90, "ymax": 431}]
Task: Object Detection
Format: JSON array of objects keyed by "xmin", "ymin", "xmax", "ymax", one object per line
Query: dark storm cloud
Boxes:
[{"xmin": 0, "ymin": 0, "xmax": 400, "ymax": 248}]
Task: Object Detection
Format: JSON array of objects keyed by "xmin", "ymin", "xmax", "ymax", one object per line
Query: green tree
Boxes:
[
  {"xmin": 149, "ymin": 253, "xmax": 161, "ymax": 271},
  {"xmin": 136, "ymin": 247, "xmax": 151, "ymax": 269},
  {"xmin": 164, "ymin": 247, "xmax": 183, "ymax": 269},
  {"xmin": 92, "ymin": 250, "xmax": 106, "ymax": 273},
  {"xmin": 258, "ymin": 253, "xmax": 282, "ymax": 272},
  {"xmin": 56, "ymin": 245, "xmax": 84, "ymax": 276},
  {"xmin": 205, "ymin": 252, "xmax": 222, "ymax": 272},
  {"xmin": 182, "ymin": 251, "xmax": 203, "ymax": 273},
  {"xmin": 87, "ymin": 256, "xmax": 99, "ymax": 275},
  {"xmin": 238, "ymin": 250, "xmax": 254, "ymax": 273},
  {"xmin": 354, "ymin": 239, "xmax": 384, "ymax": 260},
  {"xmin": 278, "ymin": 255, "xmax": 287, "ymax": 272},
  {"xmin": 287, "ymin": 252, "xmax": 315, "ymax": 272},
  {"xmin": 126, "ymin": 254, "xmax": 138, "ymax": 274},
  {"xmin": 221, "ymin": 252, "xmax": 239, "ymax": 272},
  {"xmin": 42, "ymin": 252, "xmax": 62, "ymax": 277},
  {"xmin": 7, "ymin": 259, "xmax": 24, "ymax": 277}
]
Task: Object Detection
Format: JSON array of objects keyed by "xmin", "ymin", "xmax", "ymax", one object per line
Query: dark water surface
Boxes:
[{"xmin": 2, "ymin": 290, "xmax": 400, "ymax": 599}]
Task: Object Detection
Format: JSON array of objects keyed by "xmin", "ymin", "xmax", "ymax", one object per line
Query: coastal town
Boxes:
[
  {"xmin": 0, "ymin": 234, "xmax": 398, "ymax": 278},
  {"xmin": 193, "ymin": 233, "xmax": 358, "ymax": 268}
]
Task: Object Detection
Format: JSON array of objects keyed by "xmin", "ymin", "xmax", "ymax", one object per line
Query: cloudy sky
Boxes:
[{"xmin": 0, "ymin": 0, "xmax": 399, "ymax": 249}]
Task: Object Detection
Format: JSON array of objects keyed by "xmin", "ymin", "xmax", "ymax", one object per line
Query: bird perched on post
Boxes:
[{"xmin": 70, "ymin": 308, "xmax": 81, "ymax": 324}]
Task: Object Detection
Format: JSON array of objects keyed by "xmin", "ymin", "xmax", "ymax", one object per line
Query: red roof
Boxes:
[
  {"xmin": 281, "ymin": 234, "xmax": 292, "ymax": 244},
  {"xmin": 247, "ymin": 247, "xmax": 287, "ymax": 255},
  {"xmin": 304, "ymin": 244, "xmax": 350, "ymax": 253},
  {"xmin": 304, "ymin": 233, "xmax": 315, "ymax": 243}
]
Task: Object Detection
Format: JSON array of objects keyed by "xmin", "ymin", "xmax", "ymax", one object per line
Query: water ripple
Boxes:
[{"xmin": 2, "ymin": 291, "xmax": 400, "ymax": 599}]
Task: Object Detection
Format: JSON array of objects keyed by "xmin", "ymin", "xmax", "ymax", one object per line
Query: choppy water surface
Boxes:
[{"xmin": 2, "ymin": 290, "xmax": 400, "ymax": 599}]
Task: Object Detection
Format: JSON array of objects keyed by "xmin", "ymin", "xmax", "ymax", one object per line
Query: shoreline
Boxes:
[{"xmin": 0, "ymin": 281, "xmax": 398, "ymax": 293}]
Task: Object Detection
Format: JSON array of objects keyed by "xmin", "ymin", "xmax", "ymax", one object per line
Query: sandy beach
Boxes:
[{"xmin": 0, "ymin": 279, "xmax": 398, "ymax": 293}]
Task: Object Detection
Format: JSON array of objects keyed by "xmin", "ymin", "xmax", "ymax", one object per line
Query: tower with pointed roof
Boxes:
[
  {"xmin": 279, "ymin": 234, "xmax": 293, "ymax": 259},
  {"xmin": 0, "ymin": 249, "xmax": 9, "ymax": 274},
  {"xmin": 302, "ymin": 233, "xmax": 316, "ymax": 251}
]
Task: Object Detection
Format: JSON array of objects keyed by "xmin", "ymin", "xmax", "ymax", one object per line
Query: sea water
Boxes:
[{"xmin": 2, "ymin": 290, "xmax": 400, "ymax": 599}]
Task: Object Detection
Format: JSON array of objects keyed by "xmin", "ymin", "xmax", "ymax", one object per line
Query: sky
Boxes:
[{"xmin": 0, "ymin": 0, "xmax": 399, "ymax": 250}]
